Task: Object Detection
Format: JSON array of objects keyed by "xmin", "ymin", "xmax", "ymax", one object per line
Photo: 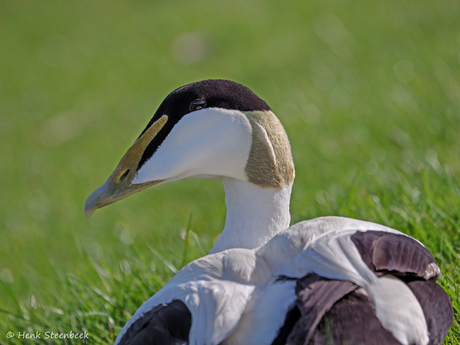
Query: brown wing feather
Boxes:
[
  {"xmin": 285, "ymin": 274, "xmax": 357, "ymax": 344},
  {"xmin": 351, "ymin": 231, "xmax": 440, "ymax": 279},
  {"xmin": 280, "ymin": 230, "xmax": 452, "ymax": 345}
]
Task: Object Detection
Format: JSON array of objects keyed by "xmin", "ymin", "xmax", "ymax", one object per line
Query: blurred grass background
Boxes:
[{"xmin": 0, "ymin": 0, "xmax": 459, "ymax": 343}]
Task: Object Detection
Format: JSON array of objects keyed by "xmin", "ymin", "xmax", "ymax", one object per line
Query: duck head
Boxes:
[{"xmin": 84, "ymin": 79, "xmax": 294, "ymax": 218}]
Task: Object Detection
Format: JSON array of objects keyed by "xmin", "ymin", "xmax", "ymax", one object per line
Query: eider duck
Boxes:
[{"xmin": 84, "ymin": 79, "xmax": 453, "ymax": 345}]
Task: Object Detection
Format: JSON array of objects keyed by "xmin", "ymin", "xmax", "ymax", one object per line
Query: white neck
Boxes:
[{"xmin": 209, "ymin": 177, "xmax": 292, "ymax": 254}]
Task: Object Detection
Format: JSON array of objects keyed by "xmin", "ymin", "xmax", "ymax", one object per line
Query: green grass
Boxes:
[{"xmin": 1, "ymin": 0, "xmax": 459, "ymax": 343}]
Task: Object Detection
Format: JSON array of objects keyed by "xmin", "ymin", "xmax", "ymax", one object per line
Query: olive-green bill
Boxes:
[{"xmin": 84, "ymin": 115, "xmax": 168, "ymax": 218}]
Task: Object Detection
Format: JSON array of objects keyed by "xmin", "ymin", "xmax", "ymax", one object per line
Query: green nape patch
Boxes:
[{"xmin": 0, "ymin": 0, "xmax": 459, "ymax": 343}]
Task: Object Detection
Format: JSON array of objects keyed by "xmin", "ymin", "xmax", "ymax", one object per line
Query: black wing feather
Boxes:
[
  {"xmin": 118, "ymin": 300, "xmax": 191, "ymax": 345},
  {"xmin": 406, "ymin": 279, "xmax": 454, "ymax": 345}
]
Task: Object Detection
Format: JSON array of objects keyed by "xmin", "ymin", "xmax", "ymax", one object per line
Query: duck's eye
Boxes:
[{"xmin": 190, "ymin": 99, "xmax": 206, "ymax": 111}]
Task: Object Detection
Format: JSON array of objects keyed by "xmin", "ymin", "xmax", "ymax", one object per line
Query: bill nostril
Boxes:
[{"xmin": 119, "ymin": 169, "xmax": 130, "ymax": 183}]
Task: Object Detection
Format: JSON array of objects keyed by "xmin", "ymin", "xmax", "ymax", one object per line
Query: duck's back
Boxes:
[{"xmin": 115, "ymin": 216, "xmax": 453, "ymax": 345}]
